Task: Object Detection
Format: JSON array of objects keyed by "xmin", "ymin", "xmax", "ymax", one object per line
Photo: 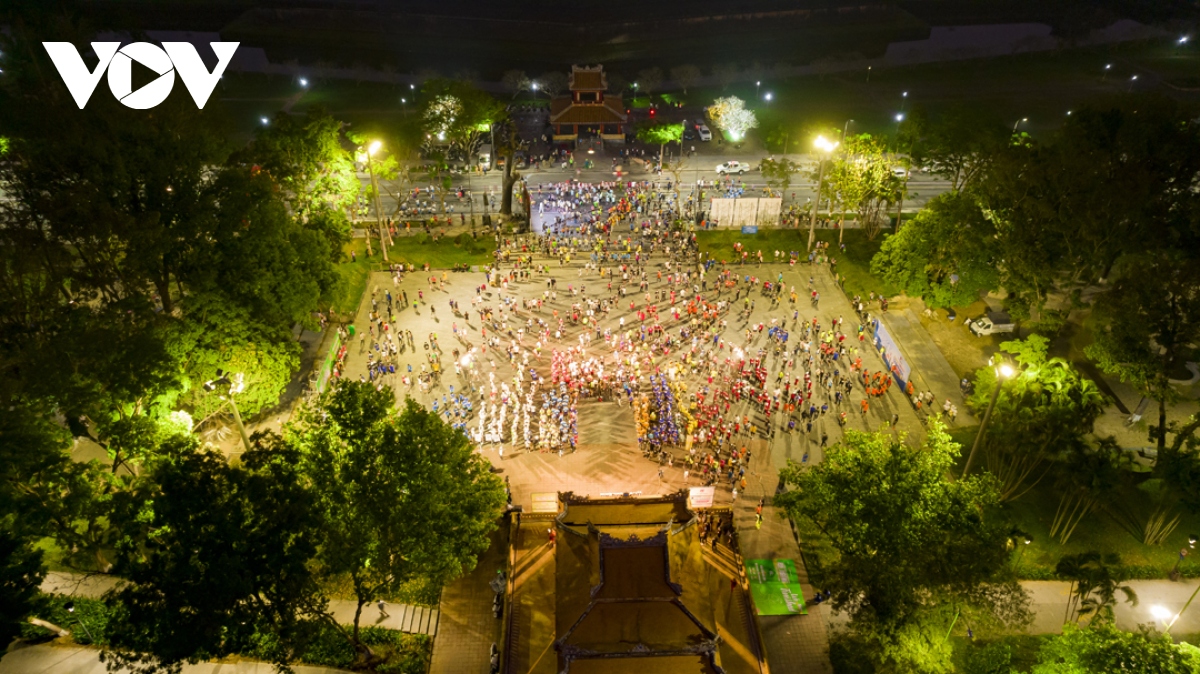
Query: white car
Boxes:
[
  {"xmin": 697, "ymin": 124, "xmax": 712, "ymax": 141},
  {"xmin": 715, "ymin": 161, "xmax": 749, "ymax": 175},
  {"xmin": 891, "ymin": 166, "xmax": 909, "ymax": 178}
]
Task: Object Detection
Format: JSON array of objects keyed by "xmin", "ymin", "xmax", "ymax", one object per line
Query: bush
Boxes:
[
  {"xmin": 20, "ymin": 595, "xmax": 111, "ymax": 645},
  {"xmin": 21, "ymin": 593, "xmax": 430, "ymax": 674}
]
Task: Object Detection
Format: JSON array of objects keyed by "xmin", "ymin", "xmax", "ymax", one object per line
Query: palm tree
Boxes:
[{"xmin": 1055, "ymin": 552, "xmax": 1137, "ymax": 626}]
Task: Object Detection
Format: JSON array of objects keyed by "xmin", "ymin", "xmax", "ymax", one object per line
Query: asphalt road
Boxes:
[{"xmin": 360, "ymin": 156, "xmax": 954, "ymax": 218}]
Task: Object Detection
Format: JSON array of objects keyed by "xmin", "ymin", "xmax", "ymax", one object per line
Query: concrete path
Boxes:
[
  {"xmin": 38, "ymin": 572, "xmax": 438, "ymax": 636},
  {"xmin": 0, "ymin": 643, "xmax": 348, "ymax": 674},
  {"xmin": 878, "ymin": 307, "xmax": 977, "ymax": 425},
  {"xmin": 428, "ymin": 525, "xmax": 507, "ymax": 674}
]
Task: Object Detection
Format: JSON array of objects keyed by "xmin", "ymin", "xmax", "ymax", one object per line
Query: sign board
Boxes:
[
  {"xmin": 740, "ymin": 226, "xmax": 758, "ymax": 234},
  {"xmin": 872, "ymin": 319, "xmax": 912, "ymax": 389},
  {"xmin": 531, "ymin": 492, "xmax": 559, "ymax": 513},
  {"xmin": 709, "ymin": 198, "xmax": 783, "ymax": 228},
  {"xmin": 688, "ymin": 486, "xmax": 716, "ymax": 509},
  {"xmin": 745, "ymin": 559, "xmax": 807, "ymax": 615}
]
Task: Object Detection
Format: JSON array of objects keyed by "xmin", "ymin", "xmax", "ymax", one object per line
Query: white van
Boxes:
[{"xmin": 477, "ymin": 144, "xmax": 493, "ymax": 169}]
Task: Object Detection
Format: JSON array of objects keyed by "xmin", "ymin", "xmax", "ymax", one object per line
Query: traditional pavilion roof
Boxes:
[
  {"xmin": 549, "ymin": 96, "xmax": 628, "ymax": 125},
  {"xmin": 553, "ymin": 493, "xmax": 720, "ymax": 674},
  {"xmin": 570, "ymin": 65, "xmax": 608, "ymax": 91}
]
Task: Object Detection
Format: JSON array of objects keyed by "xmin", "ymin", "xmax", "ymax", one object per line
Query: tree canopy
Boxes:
[
  {"xmin": 871, "ymin": 191, "xmax": 999, "ymax": 308},
  {"xmin": 777, "ymin": 421, "xmax": 1028, "ymax": 670},
  {"xmin": 289, "ymin": 383, "xmax": 507, "ymax": 647}
]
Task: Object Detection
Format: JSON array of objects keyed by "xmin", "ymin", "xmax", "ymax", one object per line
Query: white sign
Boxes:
[
  {"xmin": 43, "ymin": 41, "xmax": 239, "ymax": 109},
  {"xmin": 689, "ymin": 486, "xmax": 716, "ymax": 509}
]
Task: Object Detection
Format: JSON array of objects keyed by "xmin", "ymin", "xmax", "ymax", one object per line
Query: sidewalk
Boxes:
[
  {"xmin": 38, "ymin": 572, "xmax": 438, "ymax": 636},
  {"xmin": 0, "ymin": 644, "xmax": 350, "ymax": 674},
  {"xmin": 429, "ymin": 524, "xmax": 507, "ymax": 674}
]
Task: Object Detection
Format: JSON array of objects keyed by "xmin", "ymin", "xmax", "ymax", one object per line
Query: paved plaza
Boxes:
[{"xmin": 329, "ymin": 212, "xmax": 977, "ymax": 672}]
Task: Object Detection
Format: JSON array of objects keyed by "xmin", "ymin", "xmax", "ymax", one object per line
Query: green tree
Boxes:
[
  {"xmin": 669, "ymin": 65, "xmax": 701, "ymax": 94},
  {"xmin": 0, "ymin": 526, "xmax": 44, "ymax": 657},
  {"xmin": 823, "ymin": 133, "xmax": 901, "ymax": 241},
  {"xmin": 1032, "ymin": 624, "xmax": 1200, "ymax": 673},
  {"xmin": 911, "ymin": 106, "xmax": 1008, "ymax": 192},
  {"xmin": 975, "ymin": 100, "xmax": 1200, "ymax": 314},
  {"xmin": 635, "ymin": 67, "xmax": 664, "ymax": 95},
  {"xmin": 1054, "ymin": 552, "xmax": 1136, "ymax": 626},
  {"xmin": 291, "ymin": 383, "xmax": 506, "ymax": 651},
  {"xmin": 103, "ymin": 438, "xmax": 326, "ymax": 673},
  {"xmin": 241, "ymin": 108, "xmax": 359, "ymax": 222},
  {"xmin": 966, "ymin": 335, "xmax": 1107, "ymax": 503},
  {"xmin": 870, "ymin": 192, "xmax": 1000, "ymax": 308},
  {"xmin": 419, "ymin": 80, "xmax": 505, "ymax": 160},
  {"xmin": 1086, "ymin": 252, "xmax": 1200, "ymax": 455},
  {"xmin": 636, "ymin": 121, "xmax": 683, "ymax": 168},
  {"xmin": 758, "ymin": 158, "xmax": 802, "ymax": 198},
  {"xmin": 777, "ymin": 421, "xmax": 1029, "ymax": 670}
]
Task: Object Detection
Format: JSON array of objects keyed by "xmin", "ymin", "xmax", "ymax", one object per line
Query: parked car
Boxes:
[
  {"xmin": 683, "ymin": 127, "xmax": 696, "ymax": 141},
  {"xmin": 968, "ymin": 312, "xmax": 1016, "ymax": 336},
  {"xmin": 514, "ymin": 150, "xmax": 528, "ymax": 169},
  {"xmin": 697, "ymin": 124, "xmax": 712, "ymax": 141},
  {"xmin": 891, "ymin": 166, "xmax": 909, "ymax": 178}
]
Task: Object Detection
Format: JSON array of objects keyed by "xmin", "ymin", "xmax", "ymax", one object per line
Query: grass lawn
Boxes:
[
  {"xmin": 387, "ymin": 232, "xmax": 495, "ymax": 268},
  {"xmin": 696, "ymin": 226, "xmax": 898, "ymax": 300},
  {"xmin": 329, "ymin": 237, "xmax": 376, "ymax": 317},
  {"xmin": 329, "ymin": 234, "xmax": 495, "ymax": 317}
]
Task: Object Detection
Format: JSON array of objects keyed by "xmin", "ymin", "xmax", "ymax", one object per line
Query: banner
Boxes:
[
  {"xmin": 745, "ymin": 559, "xmax": 807, "ymax": 615},
  {"xmin": 688, "ymin": 486, "xmax": 715, "ymax": 509},
  {"xmin": 531, "ymin": 492, "xmax": 558, "ymax": 513},
  {"xmin": 872, "ymin": 319, "xmax": 912, "ymax": 388},
  {"xmin": 741, "ymin": 226, "xmax": 758, "ymax": 234}
]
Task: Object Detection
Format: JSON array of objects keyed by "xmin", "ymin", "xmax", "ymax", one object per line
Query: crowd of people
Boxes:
[{"xmin": 333, "ymin": 177, "xmax": 949, "ymax": 505}]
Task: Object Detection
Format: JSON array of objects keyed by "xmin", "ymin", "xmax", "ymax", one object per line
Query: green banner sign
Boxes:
[{"xmin": 744, "ymin": 559, "xmax": 807, "ymax": 616}]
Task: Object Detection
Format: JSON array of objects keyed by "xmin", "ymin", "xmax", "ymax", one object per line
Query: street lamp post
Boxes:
[
  {"xmin": 1128, "ymin": 74, "xmax": 1139, "ymax": 93},
  {"xmin": 1012, "ymin": 117, "xmax": 1028, "ymax": 133},
  {"xmin": 842, "ymin": 119, "xmax": 854, "ymax": 140},
  {"xmin": 756, "ymin": 80, "xmax": 761, "ymax": 99},
  {"xmin": 1102, "ymin": 63, "xmax": 1112, "ymax": 81},
  {"xmin": 807, "ymin": 135, "xmax": 838, "ymax": 252},
  {"xmin": 962, "ymin": 361, "xmax": 1015, "ymax": 478},
  {"xmin": 365, "ymin": 140, "xmax": 389, "ymax": 261},
  {"xmin": 204, "ymin": 370, "xmax": 252, "ymax": 455}
]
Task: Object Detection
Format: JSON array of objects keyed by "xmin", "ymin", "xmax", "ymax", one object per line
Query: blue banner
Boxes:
[
  {"xmin": 873, "ymin": 319, "xmax": 911, "ymax": 389},
  {"xmin": 741, "ymin": 226, "xmax": 758, "ymax": 234}
]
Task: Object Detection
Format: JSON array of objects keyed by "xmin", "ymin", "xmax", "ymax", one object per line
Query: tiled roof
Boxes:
[
  {"xmin": 549, "ymin": 96, "xmax": 627, "ymax": 125},
  {"xmin": 570, "ymin": 67, "xmax": 607, "ymax": 91}
]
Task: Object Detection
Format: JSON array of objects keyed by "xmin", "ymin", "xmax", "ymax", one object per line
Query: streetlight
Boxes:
[
  {"xmin": 1180, "ymin": 36, "xmax": 1190, "ymax": 45},
  {"xmin": 807, "ymin": 135, "xmax": 838, "ymax": 252},
  {"xmin": 901, "ymin": 90, "xmax": 908, "ymax": 111},
  {"xmin": 764, "ymin": 92, "xmax": 773, "ymax": 103},
  {"xmin": 364, "ymin": 140, "xmax": 389, "ymax": 261},
  {"xmin": 756, "ymin": 80, "xmax": 761, "ymax": 99},
  {"xmin": 1129, "ymin": 74, "xmax": 1139, "ymax": 92},
  {"xmin": 64, "ymin": 602, "xmax": 95, "ymax": 643},
  {"xmin": 401, "ymin": 97, "xmax": 407, "ymax": 116},
  {"xmin": 1012, "ymin": 117, "xmax": 1028, "ymax": 133},
  {"xmin": 842, "ymin": 119, "xmax": 854, "ymax": 139},
  {"xmin": 962, "ymin": 360, "xmax": 1016, "ymax": 478},
  {"xmin": 299, "ymin": 77, "xmax": 308, "ymax": 88},
  {"xmin": 1102, "ymin": 63, "xmax": 1112, "ymax": 81},
  {"xmin": 894, "ymin": 113, "xmax": 905, "ymax": 123},
  {"xmin": 260, "ymin": 116, "xmax": 269, "ymax": 126},
  {"xmin": 204, "ymin": 370, "xmax": 252, "ymax": 454}
]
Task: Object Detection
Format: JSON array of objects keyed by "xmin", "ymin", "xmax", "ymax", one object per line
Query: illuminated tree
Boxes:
[{"xmin": 706, "ymin": 96, "xmax": 758, "ymax": 143}]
